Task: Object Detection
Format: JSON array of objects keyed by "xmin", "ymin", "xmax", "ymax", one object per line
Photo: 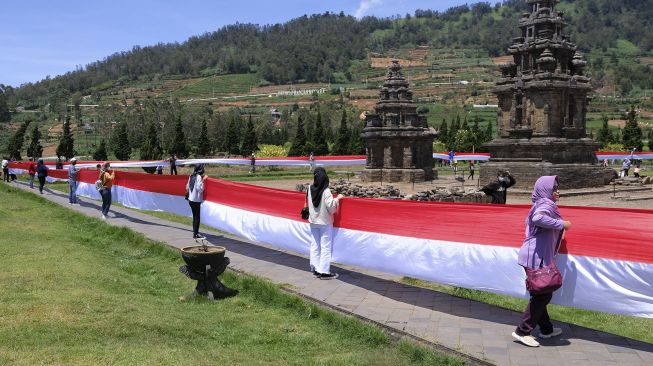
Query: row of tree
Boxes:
[
  {"xmin": 436, "ymin": 115, "xmax": 494, "ymax": 152},
  {"xmin": 595, "ymin": 107, "xmax": 652, "ymax": 151}
]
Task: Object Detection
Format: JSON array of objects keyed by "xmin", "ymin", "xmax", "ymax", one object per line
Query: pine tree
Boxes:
[
  {"xmin": 460, "ymin": 115, "xmax": 469, "ymax": 131},
  {"xmin": 170, "ymin": 116, "xmax": 189, "ymax": 158},
  {"xmin": 596, "ymin": 115, "xmax": 612, "ymax": 148},
  {"xmin": 56, "ymin": 117, "xmax": 75, "ymax": 160},
  {"xmin": 288, "ymin": 116, "xmax": 308, "ymax": 156},
  {"xmin": 224, "ymin": 115, "xmax": 241, "ymax": 156},
  {"xmin": 310, "ymin": 110, "xmax": 329, "ymax": 156},
  {"xmin": 140, "ymin": 122, "xmax": 162, "ymax": 160},
  {"xmin": 7, "ymin": 120, "xmax": 30, "ymax": 160},
  {"xmin": 449, "ymin": 115, "xmax": 461, "ymax": 148},
  {"xmin": 622, "ymin": 106, "xmax": 643, "ymax": 151},
  {"xmin": 193, "ymin": 119, "xmax": 210, "ymax": 157},
  {"xmin": 93, "ymin": 139, "xmax": 108, "ymax": 161},
  {"xmin": 648, "ymin": 129, "xmax": 653, "ymax": 151},
  {"xmin": 348, "ymin": 121, "xmax": 365, "ymax": 155},
  {"xmin": 0, "ymin": 85, "xmax": 10, "ymax": 122},
  {"xmin": 240, "ymin": 115, "xmax": 258, "ymax": 156},
  {"xmin": 26, "ymin": 126, "xmax": 43, "ymax": 159},
  {"xmin": 332, "ymin": 110, "xmax": 350, "ymax": 155},
  {"xmin": 470, "ymin": 117, "xmax": 481, "ymax": 150},
  {"xmin": 111, "ymin": 122, "xmax": 131, "ymax": 160},
  {"xmin": 484, "ymin": 121, "xmax": 493, "ymax": 142},
  {"xmin": 438, "ymin": 119, "xmax": 449, "ymax": 145}
]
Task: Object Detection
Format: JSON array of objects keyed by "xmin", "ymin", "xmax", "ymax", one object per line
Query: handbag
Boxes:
[
  {"xmin": 300, "ymin": 191, "xmax": 309, "ymax": 220},
  {"xmin": 525, "ymin": 230, "xmax": 564, "ymax": 294},
  {"xmin": 525, "ymin": 260, "xmax": 563, "ymax": 294}
]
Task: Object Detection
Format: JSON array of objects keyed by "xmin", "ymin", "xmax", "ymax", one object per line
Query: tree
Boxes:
[
  {"xmin": 26, "ymin": 126, "xmax": 43, "ymax": 159},
  {"xmin": 195, "ymin": 119, "xmax": 212, "ymax": 157},
  {"xmin": 596, "ymin": 115, "xmax": 613, "ymax": 148},
  {"xmin": 224, "ymin": 115, "xmax": 241, "ymax": 155},
  {"xmin": 309, "ymin": 110, "xmax": 329, "ymax": 155},
  {"xmin": 240, "ymin": 115, "xmax": 258, "ymax": 156},
  {"xmin": 7, "ymin": 120, "xmax": 31, "ymax": 160},
  {"xmin": 140, "ymin": 122, "xmax": 162, "ymax": 160},
  {"xmin": 170, "ymin": 116, "xmax": 189, "ymax": 158},
  {"xmin": 438, "ymin": 119, "xmax": 449, "ymax": 145},
  {"xmin": 0, "ymin": 85, "xmax": 11, "ymax": 122},
  {"xmin": 56, "ymin": 117, "xmax": 75, "ymax": 160},
  {"xmin": 332, "ymin": 110, "xmax": 350, "ymax": 155},
  {"xmin": 111, "ymin": 122, "xmax": 131, "ymax": 160},
  {"xmin": 649, "ymin": 129, "xmax": 653, "ymax": 151},
  {"xmin": 288, "ymin": 116, "xmax": 308, "ymax": 156},
  {"xmin": 484, "ymin": 121, "xmax": 493, "ymax": 142},
  {"xmin": 348, "ymin": 121, "xmax": 365, "ymax": 155},
  {"xmin": 622, "ymin": 106, "xmax": 643, "ymax": 151},
  {"xmin": 93, "ymin": 139, "xmax": 108, "ymax": 161}
]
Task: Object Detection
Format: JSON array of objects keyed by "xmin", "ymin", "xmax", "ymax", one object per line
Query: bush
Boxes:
[{"xmin": 257, "ymin": 144, "xmax": 288, "ymax": 157}]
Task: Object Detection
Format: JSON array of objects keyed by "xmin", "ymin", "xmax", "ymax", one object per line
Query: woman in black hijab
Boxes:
[
  {"xmin": 307, "ymin": 167, "xmax": 343, "ymax": 279},
  {"xmin": 186, "ymin": 164, "xmax": 208, "ymax": 239}
]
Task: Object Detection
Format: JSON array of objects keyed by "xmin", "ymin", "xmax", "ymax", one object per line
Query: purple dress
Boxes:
[{"xmin": 517, "ymin": 176, "xmax": 565, "ymax": 269}]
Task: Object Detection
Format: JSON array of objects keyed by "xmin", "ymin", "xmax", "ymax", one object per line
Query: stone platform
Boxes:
[
  {"xmin": 479, "ymin": 161, "xmax": 615, "ymax": 189},
  {"xmin": 361, "ymin": 167, "xmax": 435, "ymax": 183}
]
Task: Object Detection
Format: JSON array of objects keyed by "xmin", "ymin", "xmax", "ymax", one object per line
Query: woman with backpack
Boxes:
[
  {"xmin": 98, "ymin": 162, "xmax": 115, "ymax": 219},
  {"xmin": 36, "ymin": 159, "xmax": 48, "ymax": 194}
]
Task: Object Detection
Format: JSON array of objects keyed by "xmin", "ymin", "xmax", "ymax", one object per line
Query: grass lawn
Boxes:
[{"xmin": 0, "ymin": 183, "xmax": 465, "ymax": 366}]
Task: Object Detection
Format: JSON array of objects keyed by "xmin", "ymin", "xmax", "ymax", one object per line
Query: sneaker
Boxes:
[
  {"xmin": 512, "ymin": 332, "xmax": 540, "ymax": 347},
  {"xmin": 193, "ymin": 235, "xmax": 206, "ymax": 240},
  {"xmin": 319, "ymin": 273, "xmax": 339, "ymax": 280},
  {"xmin": 312, "ymin": 270, "xmax": 320, "ymax": 277},
  {"xmin": 102, "ymin": 214, "xmax": 107, "ymax": 220},
  {"xmin": 538, "ymin": 328, "xmax": 563, "ymax": 339}
]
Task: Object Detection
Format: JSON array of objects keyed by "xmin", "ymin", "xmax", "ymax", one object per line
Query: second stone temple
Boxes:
[{"xmin": 361, "ymin": 60, "xmax": 436, "ymax": 183}]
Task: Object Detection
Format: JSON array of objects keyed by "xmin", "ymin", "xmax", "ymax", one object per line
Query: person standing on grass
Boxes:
[
  {"xmin": 99, "ymin": 162, "xmax": 116, "ymax": 219},
  {"xmin": 68, "ymin": 158, "xmax": 79, "ymax": 204},
  {"xmin": 467, "ymin": 161, "xmax": 475, "ymax": 180},
  {"xmin": 512, "ymin": 176, "xmax": 571, "ymax": 348},
  {"xmin": 307, "ymin": 167, "xmax": 343, "ymax": 280},
  {"xmin": 27, "ymin": 157, "xmax": 37, "ymax": 189},
  {"xmin": 186, "ymin": 164, "xmax": 208, "ymax": 239},
  {"xmin": 2, "ymin": 157, "xmax": 8, "ymax": 182},
  {"xmin": 250, "ymin": 153, "xmax": 256, "ymax": 174},
  {"xmin": 36, "ymin": 159, "xmax": 48, "ymax": 194},
  {"xmin": 169, "ymin": 154, "xmax": 178, "ymax": 175}
]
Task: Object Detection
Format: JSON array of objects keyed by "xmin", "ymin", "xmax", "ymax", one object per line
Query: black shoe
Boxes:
[
  {"xmin": 319, "ymin": 273, "xmax": 338, "ymax": 280},
  {"xmin": 312, "ymin": 270, "xmax": 320, "ymax": 277}
]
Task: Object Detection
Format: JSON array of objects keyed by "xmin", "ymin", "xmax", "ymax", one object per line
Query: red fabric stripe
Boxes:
[{"xmin": 12, "ymin": 165, "xmax": 653, "ymax": 264}]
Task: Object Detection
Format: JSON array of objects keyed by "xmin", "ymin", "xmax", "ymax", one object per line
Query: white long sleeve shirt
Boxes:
[
  {"xmin": 186, "ymin": 176, "xmax": 205, "ymax": 203},
  {"xmin": 308, "ymin": 187, "xmax": 339, "ymax": 225}
]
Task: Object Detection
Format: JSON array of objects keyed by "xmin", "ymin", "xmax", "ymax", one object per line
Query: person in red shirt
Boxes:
[{"xmin": 27, "ymin": 157, "xmax": 37, "ymax": 189}]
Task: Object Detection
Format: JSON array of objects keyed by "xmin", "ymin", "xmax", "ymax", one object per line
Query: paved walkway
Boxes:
[{"xmin": 8, "ymin": 181, "xmax": 653, "ymax": 366}]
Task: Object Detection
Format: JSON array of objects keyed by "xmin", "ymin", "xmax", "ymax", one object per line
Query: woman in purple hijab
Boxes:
[{"xmin": 512, "ymin": 176, "xmax": 572, "ymax": 347}]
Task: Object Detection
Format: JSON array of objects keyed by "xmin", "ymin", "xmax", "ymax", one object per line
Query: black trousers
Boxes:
[
  {"xmin": 189, "ymin": 201, "xmax": 201, "ymax": 236},
  {"xmin": 170, "ymin": 165, "xmax": 177, "ymax": 175},
  {"xmin": 2, "ymin": 168, "xmax": 8, "ymax": 182},
  {"xmin": 516, "ymin": 292, "xmax": 554, "ymax": 336},
  {"xmin": 38, "ymin": 176, "xmax": 46, "ymax": 193}
]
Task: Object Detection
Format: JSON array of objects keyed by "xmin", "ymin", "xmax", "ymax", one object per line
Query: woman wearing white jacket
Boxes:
[
  {"xmin": 186, "ymin": 164, "xmax": 208, "ymax": 239},
  {"xmin": 307, "ymin": 167, "xmax": 343, "ymax": 279}
]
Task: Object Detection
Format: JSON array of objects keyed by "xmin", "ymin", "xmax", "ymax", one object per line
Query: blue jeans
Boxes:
[
  {"xmin": 29, "ymin": 174, "xmax": 35, "ymax": 188},
  {"xmin": 69, "ymin": 181, "xmax": 78, "ymax": 203},
  {"xmin": 100, "ymin": 188, "xmax": 112, "ymax": 216}
]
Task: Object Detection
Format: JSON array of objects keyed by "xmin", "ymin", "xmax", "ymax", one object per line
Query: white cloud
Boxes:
[{"xmin": 354, "ymin": 0, "xmax": 383, "ymax": 18}]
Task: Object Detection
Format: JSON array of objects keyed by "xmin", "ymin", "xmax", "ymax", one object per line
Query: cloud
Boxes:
[{"xmin": 354, "ymin": 0, "xmax": 383, "ymax": 18}]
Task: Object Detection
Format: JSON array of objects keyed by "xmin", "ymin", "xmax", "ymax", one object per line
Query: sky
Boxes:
[{"xmin": 0, "ymin": 0, "xmax": 480, "ymax": 87}]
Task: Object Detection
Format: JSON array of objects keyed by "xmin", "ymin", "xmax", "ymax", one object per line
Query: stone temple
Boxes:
[
  {"xmin": 361, "ymin": 60, "xmax": 436, "ymax": 182},
  {"xmin": 481, "ymin": 0, "xmax": 612, "ymax": 189}
]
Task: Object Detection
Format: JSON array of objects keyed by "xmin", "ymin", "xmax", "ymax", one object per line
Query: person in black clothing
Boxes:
[
  {"xmin": 169, "ymin": 154, "xmax": 177, "ymax": 175},
  {"xmin": 480, "ymin": 170, "xmax": 516, "ymax": 204},
  {"xmin": 55, "ymin": 157, "xmax": 63, "ymax": 170},
  {"xmin": 36, "ymin": 159, "xmax": 49, "ymax": 194},
  {"xmin": 467, "ymin": 161, "xmax": 475, "ymax": 180}
]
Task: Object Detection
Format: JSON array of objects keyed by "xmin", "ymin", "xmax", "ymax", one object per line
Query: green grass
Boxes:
[
  {"xmin": 401, "ymin": 277, "xmax": 653, "ymax": 344},
  {"xmin": 166, "ymin": 74, "xmax": 259, "ymax": 99},
  {"xmin": 0, "ymin": 183, "xmax": 466, "ymax": 366}
]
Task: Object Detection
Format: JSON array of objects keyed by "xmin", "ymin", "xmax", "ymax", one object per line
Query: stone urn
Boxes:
[{"xmin": 179, "ymin": 243, "xmax": 235, "ymax": 300}]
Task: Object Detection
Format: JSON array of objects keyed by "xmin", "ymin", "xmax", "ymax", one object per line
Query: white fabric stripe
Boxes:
[{"xmin": 70, "ymin": 183, "xmax": 653, "ymax": 318}]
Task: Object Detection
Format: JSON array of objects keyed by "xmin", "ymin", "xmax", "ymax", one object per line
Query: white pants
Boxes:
[{"xmin": 309, "ymin": 224, "xmax": 333, "ymax": 274}]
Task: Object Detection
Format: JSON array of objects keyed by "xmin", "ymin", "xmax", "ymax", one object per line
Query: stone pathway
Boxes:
[{"xmin": 8, "ymin": 181, "xmax": 653, "ymax": 366}]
